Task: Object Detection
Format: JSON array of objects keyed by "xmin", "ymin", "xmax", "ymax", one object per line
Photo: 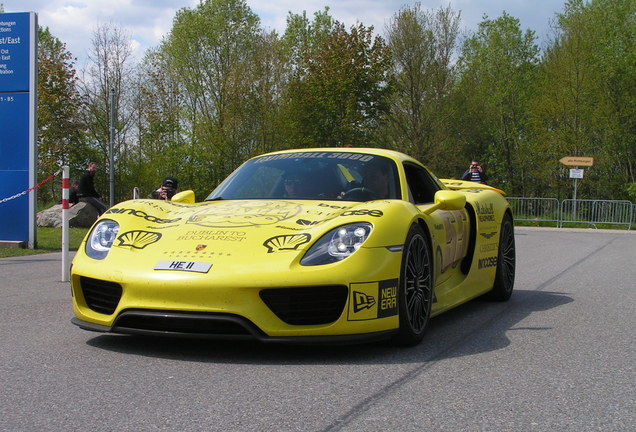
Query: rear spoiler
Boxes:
[{"xmin": 440, "ymin": 179, "xmax": 505, "ymax": 196}]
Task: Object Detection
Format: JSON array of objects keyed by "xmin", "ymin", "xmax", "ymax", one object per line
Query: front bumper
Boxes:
[
  {"xmin": 71, "ymin": 246, "xmax": 403, "ymax": 340},
  {"xmin": 71, "ymin": 312, "xmax": 397, "ymax": 344}
]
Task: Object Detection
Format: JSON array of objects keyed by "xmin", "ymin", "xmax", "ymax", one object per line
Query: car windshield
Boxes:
[{"xmin": 206, "ymin": 151, "xmax": 400, "ymax": 202}]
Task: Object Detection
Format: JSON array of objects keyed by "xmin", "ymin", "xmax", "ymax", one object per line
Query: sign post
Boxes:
[
  {"xmin": 0, "ymin": 12, "xmax": 37, "ymax": 247},
  {"xmin": 560, "ymin": 157, "xmax": 594, "ymax": 222},
  {"xmin": 570, "ymin": 169, "xmax": 584, "ymax": 218}
]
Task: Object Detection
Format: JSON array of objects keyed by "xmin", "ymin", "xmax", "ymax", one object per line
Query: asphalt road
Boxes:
[{"xmin": 1, "ymin": 227, "xmax": 634, "ymax": 432}]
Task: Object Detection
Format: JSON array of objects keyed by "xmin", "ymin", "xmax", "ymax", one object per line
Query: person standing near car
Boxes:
[
  {"xmin": 149, "ymin": 177, "xmax": 179, "ymax": 201},
  {"xmin": 77, "ymin": 162, "xmax": 109, "ymax": 214},
  {"xmin": 462, "ymin": 160, "xmax": 488, "ymax": 184}
]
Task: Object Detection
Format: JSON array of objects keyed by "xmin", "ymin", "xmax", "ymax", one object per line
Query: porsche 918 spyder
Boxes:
[{"xmin": 70, "ymin": 148, "xmax": 515, "ymax": 346}]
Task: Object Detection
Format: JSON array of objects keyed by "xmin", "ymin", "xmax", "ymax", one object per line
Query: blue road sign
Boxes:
[
  {"xmin": 0, "ymin": 12, "xmax": 36, "ymax": 245},
  {"xmin": 0, "ymin": 12, "xmax": 31, "ymax": 92}
]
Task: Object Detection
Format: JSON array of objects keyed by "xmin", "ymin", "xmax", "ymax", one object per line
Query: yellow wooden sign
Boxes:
[{"xmin": 559, "ymin": 156, "xmax": 594, "ymax": 166}]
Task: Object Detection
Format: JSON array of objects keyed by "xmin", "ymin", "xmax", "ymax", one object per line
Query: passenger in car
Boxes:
[{"xmin": 283, "ymin": 171, "xmax": 311, "ymax": 198}]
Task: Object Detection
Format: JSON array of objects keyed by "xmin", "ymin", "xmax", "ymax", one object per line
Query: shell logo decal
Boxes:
[
  {"xmin": 117, "ymin": 230, "xmax": 162, "ymax": 249},
  {"xmin": 263, "ymin": 233, "xmax": 311, "ymax": 253}
]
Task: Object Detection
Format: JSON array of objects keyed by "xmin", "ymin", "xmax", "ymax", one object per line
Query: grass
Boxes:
[{"xmin": 0, "ymin": 227, "xmax": 89, "ymax": 258}]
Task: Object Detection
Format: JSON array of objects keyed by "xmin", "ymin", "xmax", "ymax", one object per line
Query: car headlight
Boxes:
[
  {"xmin": 301, "ymin": 223, "xmax": 372, "ymax": 266},
  {"xmin": 85, "ymin": 220, "xmax": 119, "ymax": 260}
]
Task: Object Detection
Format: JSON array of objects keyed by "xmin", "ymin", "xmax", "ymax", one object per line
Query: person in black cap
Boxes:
[{"xmin": 149, "ymin": 177, "xmax": 179, "ymax": 200}]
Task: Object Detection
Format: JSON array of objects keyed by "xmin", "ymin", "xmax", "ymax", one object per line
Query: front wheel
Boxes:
[
  {"xmin": 392, "ymin": 224, "xmax": 433, "ymax": 347},
  {"xmin": 488, "ymin": 213, "xmax": 516, "ymax": 301}
]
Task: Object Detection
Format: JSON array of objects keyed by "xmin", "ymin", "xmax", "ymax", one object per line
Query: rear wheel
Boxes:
[
  {"xmin": 393, "ymin": 224, "xmax": 433, "ymax": 346},
  {"xmin": 488, "ymin": 213, "xmax": 516, "ymax": 301}
]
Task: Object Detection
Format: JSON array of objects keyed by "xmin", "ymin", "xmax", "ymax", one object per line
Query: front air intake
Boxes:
[
  {"xmin": 259, "ymin": 286, "xmax": 348, "ymax": 325},
  {"xmin": 80, "ymin": 276, "xmax": 122, "ymax": 315}
]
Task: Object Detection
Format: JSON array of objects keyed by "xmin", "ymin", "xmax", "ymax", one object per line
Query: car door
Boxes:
[{"xmin": 403, "ymin": 163, "xmax": 469, "ymax": 286}]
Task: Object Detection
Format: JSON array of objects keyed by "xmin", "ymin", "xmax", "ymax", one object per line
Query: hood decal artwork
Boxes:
[{"xmin": 187, "ymin": 201, "xmax": 302, "ymax": 228}]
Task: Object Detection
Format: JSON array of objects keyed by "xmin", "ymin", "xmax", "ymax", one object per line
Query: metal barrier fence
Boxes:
[
  {"xmin": 507, "ymin": 197, "xmax": 633, "ymax": 230},
  {"xmin": 507, "ymin": 197, "xmax": 560, "ymax": 225},
  {"xmin": 560, "ymin": 199, "xmax": 633, "ymax": 229}
]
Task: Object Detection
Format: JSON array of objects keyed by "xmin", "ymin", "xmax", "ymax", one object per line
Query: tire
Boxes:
[
  {"xmin": 488, "ymin": 213, "xmax": 516, "ymax": 301},
  {"xmin": 392, "ymin": 224, "xmax": 433, "ymax": 347}
]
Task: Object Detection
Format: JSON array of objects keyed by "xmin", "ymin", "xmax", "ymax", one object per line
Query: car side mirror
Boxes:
[
  {"xmin": 171, "ymin": 190, "xmax": 195, "ymax": 204},
  {"xmin": 423, "ymin": 190, "xmax": 466, "ymax": 214}
]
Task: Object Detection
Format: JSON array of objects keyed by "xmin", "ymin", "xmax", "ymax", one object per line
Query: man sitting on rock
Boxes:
[{"xmin": 77, "ymin": 162, "xmax": 108, "ymax": 215}]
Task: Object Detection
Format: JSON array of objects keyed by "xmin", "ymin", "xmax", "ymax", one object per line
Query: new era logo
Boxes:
[{"xmin": 353, "ymin": 291, "xmax": 376, "ymax": 312}]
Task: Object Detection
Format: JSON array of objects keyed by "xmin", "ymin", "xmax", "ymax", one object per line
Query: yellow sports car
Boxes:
[{"xmin": 70, "ymin": 148, "xmax": 515, "ymax": 346}]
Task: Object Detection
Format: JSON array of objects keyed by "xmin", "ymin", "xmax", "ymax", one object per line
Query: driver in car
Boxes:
[{"xmin": 362, "ymin": 163, "xmax": 389, "ymax": 199}]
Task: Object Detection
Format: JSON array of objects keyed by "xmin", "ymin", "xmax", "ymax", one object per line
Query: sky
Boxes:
[{"xmin": 3, "ymin": 0, "xmax": 567, "ymax": 66}]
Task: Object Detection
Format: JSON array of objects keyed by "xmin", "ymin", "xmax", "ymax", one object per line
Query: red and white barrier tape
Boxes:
[{"xmin": 0, "ymin": 169, "xmax": 62, "ymax": 204}]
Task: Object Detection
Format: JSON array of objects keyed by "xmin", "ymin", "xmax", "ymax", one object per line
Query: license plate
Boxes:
[{"xmin": 154, "ymin": 260, "xmax": 212, "ymax": 273}]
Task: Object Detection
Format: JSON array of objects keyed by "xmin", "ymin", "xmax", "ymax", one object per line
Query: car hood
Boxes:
[{"xmin": 97, "ymin": 198, "xmax": 400, "ymax": 260}]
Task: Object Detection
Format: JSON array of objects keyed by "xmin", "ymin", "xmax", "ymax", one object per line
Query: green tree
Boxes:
[
  {"xmin": 126, "ymin": 48, "xmax": 186, "ymax": 197},
  {"xmin": 37, "ymin": 27, "xmax": 86, "ymax": 203},
  {"xmin": 455, "ymin": 13, "xmax": 539, "ymax": 193},
  {"xmin": 78, "ymin": 22, "xmax": 135, "ymax": 202},
  {"xmin": 384, "ymin": 3, "xmax": 461, "ymax": 174},
  {"xmin": 593, "ymin": 0, "xmax": 636, "ymax": 198},
  {"xmin": 279, "ymin": 8, "xmax": 334, "ymax": 147},
  {"xmin": 282, "ymin": 8, "xmax": 334, "ymax": 74},
  {"xmin": 161, "ymin": 0, "xmax": 265, "ymax": 194},
  {"xmin": 283, "ymin": 17, "xmax": 392, "ymax": 147},
  {"xmin": 530, "ymin": 0, "xmax": 636, "ymax": 199},
  {"xmin": 246, "ymin": 30, "xmax": 289, "ymax": 156}
]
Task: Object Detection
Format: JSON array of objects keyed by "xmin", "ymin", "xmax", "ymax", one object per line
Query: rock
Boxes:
[
  {"xmin": 70, "ymin": 202, "xmax": 101, "ymax": 228},
  {"xmin": 37, "ymin": 202, "xmax": 100, "ymax": 228},
  {"xmin": 37, "ymin": 204, "xmax": 64, "ymax": 228}
]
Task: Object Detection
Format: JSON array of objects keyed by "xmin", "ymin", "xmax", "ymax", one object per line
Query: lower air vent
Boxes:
[
  {"xmin": 113, "ymin": 310, "xmax": 254, "ymax": 336},
  {"xmin": 80, "ymin": 276, "xmax": 122, "ymax": 315},
  {"xmin": 259, "ymin": 286, "xmax": 348, "ymax": 325}
]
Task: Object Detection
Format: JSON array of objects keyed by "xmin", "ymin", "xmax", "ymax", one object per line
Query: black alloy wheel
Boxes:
[
  {"xmin": 488, "ymin": 213, "xmax": 516, "ymax": 301},
  {"xmin": 393, "ymin": 224, "xmax": 433, "ymax": 346}
]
